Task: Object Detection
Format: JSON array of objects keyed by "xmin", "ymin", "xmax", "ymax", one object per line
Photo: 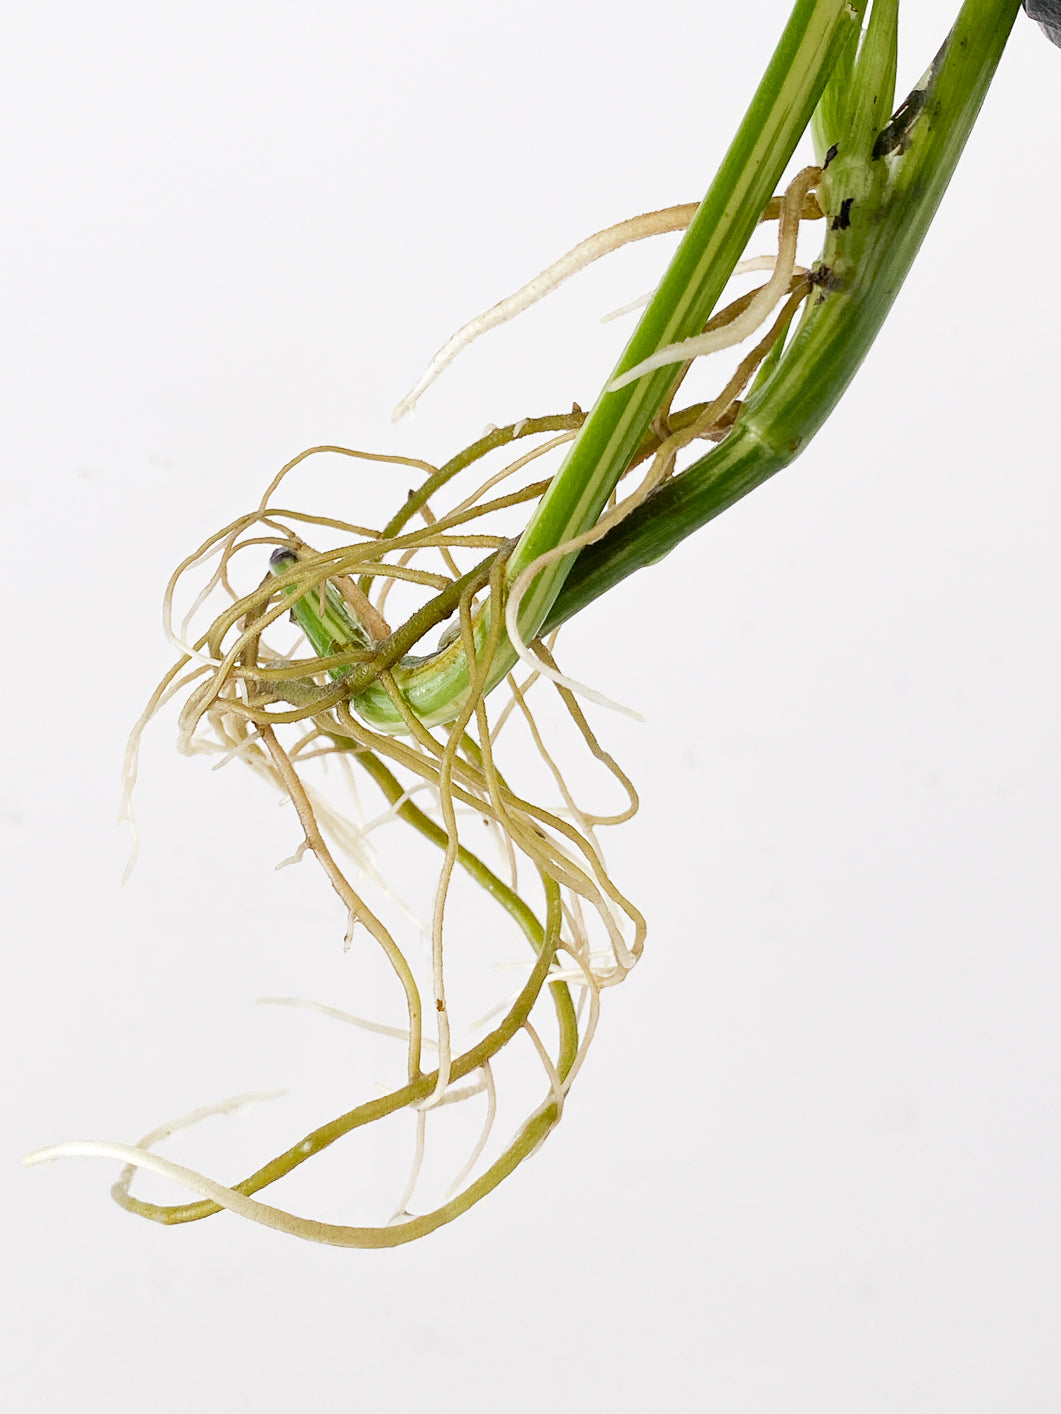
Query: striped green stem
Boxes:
[{"xmin": 543, "ymin": 0, "xmax": 1022, "ymax": 629}]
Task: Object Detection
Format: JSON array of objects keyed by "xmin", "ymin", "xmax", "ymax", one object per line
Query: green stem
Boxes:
[
  {"xmin": 343, "ymin": 0, "xmax": 858, "ymax": 730},
  {"xmin": 543, "ymin": 0, "xmax": 1021, "ymax": 631},
  {"xmin": 504, "ymin": 0, "xmax": 860, "ymax": 625}
]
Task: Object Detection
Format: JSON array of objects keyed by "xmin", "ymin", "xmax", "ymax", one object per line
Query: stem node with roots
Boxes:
[{"xmin": 26, "ymin": 166, "xmax": 831, "ymax": 1246}]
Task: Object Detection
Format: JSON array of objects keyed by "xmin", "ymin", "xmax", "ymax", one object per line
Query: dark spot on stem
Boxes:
[
  {"xmin": 810, "ymin": 263, "xmax": 842, "ymax": 305},
  {"xmin": 873, "ymin": 88, "xmax": 927, "ymax": 159},
  {"xmin": 823, "ymin": 143, "xmax": 839, "ymax": 169},
  {"xmin": 830, "ymin": 197, "xmax": 854, "ymax": 231}
]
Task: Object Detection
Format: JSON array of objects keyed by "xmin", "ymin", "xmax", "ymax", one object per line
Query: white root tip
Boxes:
[{"xmin": 391, "ymin": 203, "xmax": 700, "ymax": 415}]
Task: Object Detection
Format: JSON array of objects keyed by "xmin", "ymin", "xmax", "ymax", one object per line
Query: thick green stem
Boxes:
[
  {"xmin": 504, "ymin": 0, "xmax": 859, "ymax": 624},
  {"xmin": 542, "ymin": 0, "xmax": 1021, "ymax": 630}
]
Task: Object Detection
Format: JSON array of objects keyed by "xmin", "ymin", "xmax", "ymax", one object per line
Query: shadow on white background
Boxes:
[{"xmin": 4, "ymin": 3, "xmax": 1059, "ymax": 1409}]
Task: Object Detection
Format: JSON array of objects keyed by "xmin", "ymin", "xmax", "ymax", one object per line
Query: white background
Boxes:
[{"xmin": 4, "ymin": 2, "xmax": 1059, "ymax": 1409}]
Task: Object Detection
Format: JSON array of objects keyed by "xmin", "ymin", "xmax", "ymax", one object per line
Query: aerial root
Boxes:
[
  {"xmin": 24, "ymin": 1097, "xmax": 562, "ymax": 1249},
  {"xmin": 43, "ymin": 168, "xmax": 815, "ymax": 1241},
  {"xmin": 392, "ymin": 203, "xmax": 701, "ymax": 420},
  {"xmin": 392, "ymin": 183, "xmax": 823, "ymax": 418},
  {"xmin": 68, "ymin": 418, "xmax": 647, "ymax": 1239},
  {"xmin": 607, "ymin": 165, "xmax": 821, "ymax": 391}
]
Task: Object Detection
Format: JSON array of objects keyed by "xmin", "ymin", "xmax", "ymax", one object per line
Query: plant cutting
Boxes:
[{"xmin": 25, "ymin": 0, "xmax": 1052, "ymax": 1246}]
